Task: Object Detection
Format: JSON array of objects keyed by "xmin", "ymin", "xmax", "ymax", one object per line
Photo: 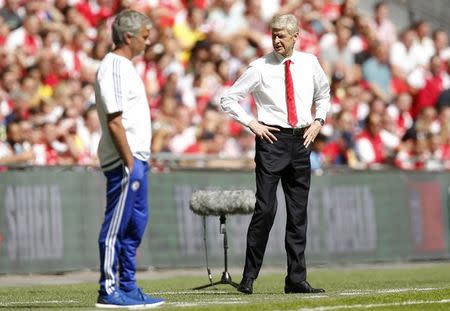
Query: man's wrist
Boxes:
[
  {"xmin": 314, "ymin": 118, "xmax": 325, "ymax": 126},
  {"xmin": 247, "ymin": 119, "xmax": 257, "ymax": 126}
]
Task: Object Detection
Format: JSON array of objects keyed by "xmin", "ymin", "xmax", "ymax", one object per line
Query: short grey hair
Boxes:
[
  {"xmin": 270, "ymin": 14, "xmax": 299, "ymax": 36},
  {"xmin": 112, "ymin": 10, "xmax": 151, "ymax": 46}
]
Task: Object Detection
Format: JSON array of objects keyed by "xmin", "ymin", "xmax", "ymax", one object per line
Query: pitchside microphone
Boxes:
[
  {"xmin": 189, "ymin": 189, "xmax": 256, "ymax": 216},
  {"xmin": 189, "ymin": 189, "xmax": 256, "ymax": 290}
]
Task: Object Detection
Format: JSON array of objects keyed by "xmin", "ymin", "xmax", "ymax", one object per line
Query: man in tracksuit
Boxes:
[{"xmin": 94, "ymin": 9, "xmax": 164, "ymax": 309}]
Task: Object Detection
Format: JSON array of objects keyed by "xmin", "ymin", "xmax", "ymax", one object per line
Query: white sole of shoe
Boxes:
[
  {"xmin": 95, "ymin": 301, "xmax": 164, "ymax": 309},
  {"xmin": 144, "ymin": 301, "xmax": 165, "ymax": 308},
  {"xmin": 95, "ymin": 302, "xmax": 145, "ymax": 309}
]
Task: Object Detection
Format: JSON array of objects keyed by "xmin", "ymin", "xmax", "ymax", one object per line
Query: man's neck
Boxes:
[
  {"xmin": 274, "ymin": 50, "xmax": 293, "ymax": 61},
  {"xmin": 113, "ymin": 46, "xmax": 133, "ymax": 60}
]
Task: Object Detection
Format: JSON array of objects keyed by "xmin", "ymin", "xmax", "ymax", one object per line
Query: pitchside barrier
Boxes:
[{"xmin": 0, "ymin": 168, "xmax": 449, "ymax": 274}]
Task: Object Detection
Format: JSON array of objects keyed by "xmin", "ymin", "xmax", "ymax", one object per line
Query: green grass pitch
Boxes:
[{"xmin": 1, "ymin": 263, "xmax": 450, "ymax": 310}]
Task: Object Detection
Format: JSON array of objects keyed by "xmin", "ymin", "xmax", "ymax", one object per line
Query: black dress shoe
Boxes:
[
  {"xmin": 284, "ymin": 280, "xmax": 325, "ymax": 294},
  {"xmin": 237, "ymin": 277, "xmax": 254, "ymax": 294}
]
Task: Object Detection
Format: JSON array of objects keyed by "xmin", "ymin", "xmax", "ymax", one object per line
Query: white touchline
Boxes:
[
  {"xmin": 339, "ymin": 286, "xmax": 447, "ymax": 296},
  {"xmin": 169, "ymin": 301, "xmax": 247, "ymax": 308},
  {"xmin": 297, "ymin": 299, "xmax": 450, "ymax": 311},
  {"xmin": 0, "ymin": 300, "xmax": 78, "ymax": 306},
  {"xmin": 156, "ymin": 286, "xmax": 445, "ymax": 297},
  {"xmin": 153, "ymin": 290, "xmax": 229, "ymax": 294},
  {"xmin": 170, "ymin": 298, "xmax": 243, "ymax": 302}
]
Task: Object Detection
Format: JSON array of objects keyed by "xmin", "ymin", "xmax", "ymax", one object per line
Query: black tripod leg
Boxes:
[
  {"xmin": 193, "ymin": 215, "xmax": 240, "ymax": 291},
  {"xmin": 192, "ymin": 282, "xmax": 217, "ymax": 290},
  {"xmin": 192, "ymin": 281, "xmax": 221, "ymax": 290},
  {"xmin": 193, "ymin": 216, "xmax": 214, "ymax": 290},
  {"xmin": 218, "ymin": 216, "xmax": 240, "ymax": 289}
]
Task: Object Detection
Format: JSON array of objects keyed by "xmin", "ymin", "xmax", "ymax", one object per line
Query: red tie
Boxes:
[{"xmin": 284, "ymin": 60, "xmax": 298, "ymax": 127}]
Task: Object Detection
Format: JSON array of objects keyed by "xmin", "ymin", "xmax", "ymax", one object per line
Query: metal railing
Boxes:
[{"xmin": 2, "ymin": 153, "xmax": 448, "ymax": 174}]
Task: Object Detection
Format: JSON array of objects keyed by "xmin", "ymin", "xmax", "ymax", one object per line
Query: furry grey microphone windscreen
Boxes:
[{"xmin": 189, "ymin": 190, "xmax": 256, "ymax": 216}]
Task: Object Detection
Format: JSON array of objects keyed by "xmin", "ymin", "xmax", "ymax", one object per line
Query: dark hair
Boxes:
[
  {"xmin": 374, "ymin": 1, "xmax": 387, "ymax": 11},
  {"xmin": 413, "ymin": 20, "xmax": 427, "ymax": 29},
  {"xmin": 401, "ymin": 128, "xmax": 417, "ymax": 142}
]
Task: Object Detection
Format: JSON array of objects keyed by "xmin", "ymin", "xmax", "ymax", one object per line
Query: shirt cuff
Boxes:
[
  {"xmin": 242, "ymin": 115, "xmax": 257, "ymax": 127},
  {"xmin": 316, "ymin": 112, "xmax": 328, "ymax": 120},
  {"xmin": 315, "ymin": 107, "xmax": 329, "ymax": 121}
]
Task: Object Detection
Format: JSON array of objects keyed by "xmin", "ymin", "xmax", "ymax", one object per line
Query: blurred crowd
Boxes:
[{"xmin": 0, "ymin": 0, "xmax": 449, "ymax": 171}]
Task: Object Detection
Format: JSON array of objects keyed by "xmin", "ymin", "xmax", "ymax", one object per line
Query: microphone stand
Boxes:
[{"xmin": 193, "ymin": 214, "xmax": 239, "ymax": 290}]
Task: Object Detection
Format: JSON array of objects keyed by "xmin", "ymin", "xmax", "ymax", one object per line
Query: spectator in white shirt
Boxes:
[
  {"xmin": 413, "ymin": 20, "xmax": 434, "ymax": 66},
  {"xmin": 390, "ymin": 28, "xmax": 421, "ymax": 77},
  {"xmin": 206, "ymin": 0, "xmax": 247, "ymax": 44},
  {"xmin": 369, "ymin": 1, "xmax": 396, "ymax": 46},
  {"xmin": 432, "ymin": 29, "xmax": 450, "ymax": 62}
]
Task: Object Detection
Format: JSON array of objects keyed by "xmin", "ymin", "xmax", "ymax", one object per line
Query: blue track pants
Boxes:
[{"xmin": 98, "ymin": 158, "xmax": 149, "ymax": 294}]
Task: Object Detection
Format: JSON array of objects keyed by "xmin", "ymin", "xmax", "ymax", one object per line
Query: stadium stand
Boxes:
[{"xmin": 0, "ymin": 0, "xmax": 449, "ymax": 170}]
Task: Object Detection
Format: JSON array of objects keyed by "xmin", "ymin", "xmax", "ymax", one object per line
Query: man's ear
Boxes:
[{"xmin": 124, "ymin": 32, "xmax": 132, "ymax": 45}]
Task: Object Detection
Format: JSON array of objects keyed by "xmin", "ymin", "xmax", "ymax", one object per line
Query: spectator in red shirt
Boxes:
[
  {"xmin": 413, "ymin": 55, "xmax": 445, "ymax": 118},
  {"xmin": 386, "ymin": 92, "xmax": 413, "ymax": 137},
  {"xmin": 356, "ymin": 112, "xmax": 385, "ymax": 167},
  {"xmin": 75, "ymin": 0, "xmax": 118, "ymax": 28}
]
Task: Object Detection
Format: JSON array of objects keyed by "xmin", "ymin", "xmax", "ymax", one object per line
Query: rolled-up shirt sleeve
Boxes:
[
  {"xmin": 312, "ymin": 56, "xmax": 331, "ymax": 121},
  {"xmin": 220, "ymin": 65, "xmax": 261, "ymax": 126}
]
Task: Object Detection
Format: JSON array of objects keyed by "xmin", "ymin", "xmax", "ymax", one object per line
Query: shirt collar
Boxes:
[{"xmin": 274, "ymin": 51, "xmax": 296, "ymax": 64}]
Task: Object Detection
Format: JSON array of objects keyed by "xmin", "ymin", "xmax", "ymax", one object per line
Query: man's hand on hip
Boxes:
[
  {"xmin": 248, "ymin": 120, "xmax": 280, "ymax": 143},
  {"xmin": 303, "ymin": 121, "xmax": 322, "ymax": 148}
]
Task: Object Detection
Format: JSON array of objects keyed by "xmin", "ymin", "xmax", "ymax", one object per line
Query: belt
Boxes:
[{"xmin": 263, "ymin": 124, "xmax": 309, "ymax": 136}]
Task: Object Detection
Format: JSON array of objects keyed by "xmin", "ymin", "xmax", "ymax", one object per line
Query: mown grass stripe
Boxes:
[{"xmin": 297, "ymin": 299, "xmax": 450, "ymax": 311}]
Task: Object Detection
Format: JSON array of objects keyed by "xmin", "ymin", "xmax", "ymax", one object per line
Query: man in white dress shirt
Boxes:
[{"xmin": 220, "ymin": 14, "xmax": 330, "ymax": 294}]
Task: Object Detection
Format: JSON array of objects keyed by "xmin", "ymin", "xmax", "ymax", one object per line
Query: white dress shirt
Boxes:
[{"xmin": 220, "ymin": 50, "xmax": 330, "ymax": 128}]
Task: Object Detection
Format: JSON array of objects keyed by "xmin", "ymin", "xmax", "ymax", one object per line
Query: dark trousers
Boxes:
[{"xmin": 243, "ymin": 130, "xmax": 311, "ymax": 285}]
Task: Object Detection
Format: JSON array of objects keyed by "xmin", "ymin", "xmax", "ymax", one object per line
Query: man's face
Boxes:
[
  {"xmin": 272, "ymin": 28, "xmax": 298, "ymax": 57},
  {"xmin": 374, "ymin": 44, "xmax": 388, "ymax": 63},
  {"xmin": 368, "ymin": 114, "xmax": 382, "ymax": 136},
  {"xmin": 129, "ymin": 24, "xmax": 150, "ymax": 57}
]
